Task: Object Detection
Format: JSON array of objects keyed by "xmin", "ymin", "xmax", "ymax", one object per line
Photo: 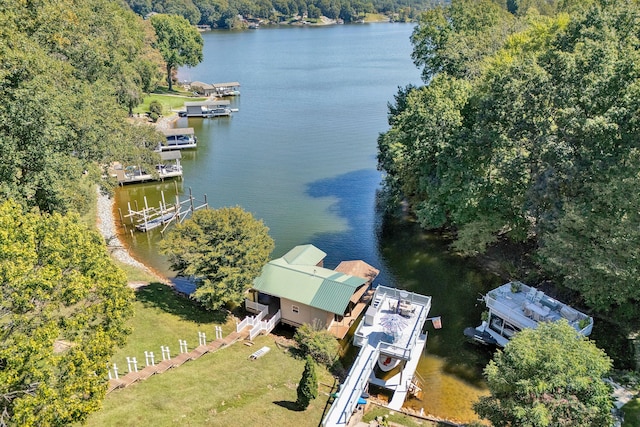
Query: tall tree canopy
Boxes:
[
  {"xmin": 474, "ymin": 321, "xmax": 614, "ymax": 426},
  {"xmin": 150, "ymin": 13, "xmax": 203, "ymax": 91},
  {"xmin": 0, "ymin": 201, "xmax": 134, "ymax": 426},
  {"xmin": 0, "ymin": 0, "xmax": 163, "ymax": 214},
  {"xmin": 160, "ymin": 207, "xmax": 274, "ymax": 310},
  {"xmin": 378, "ymin": 0, "xmax": 640, "ymax": 333}
]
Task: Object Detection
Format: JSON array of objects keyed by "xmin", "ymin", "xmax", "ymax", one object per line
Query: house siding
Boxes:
[{"xmin": 280, "ymin": 297, "xmax": 333, "ymax": 328}]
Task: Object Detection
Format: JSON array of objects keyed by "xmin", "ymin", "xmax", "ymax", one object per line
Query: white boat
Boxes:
[
  {"xmin": 160, "ymin": 128, "xmax": 197, "ymax": 151},
  {"xmin": 464, "ymin": 281, "xmax": 593, "ymax": 347}
]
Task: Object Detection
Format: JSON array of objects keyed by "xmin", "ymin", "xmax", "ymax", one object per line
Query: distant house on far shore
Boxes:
[{"xmin": 245, "ymin": 244, "xmax": 379, "ymax": 339}]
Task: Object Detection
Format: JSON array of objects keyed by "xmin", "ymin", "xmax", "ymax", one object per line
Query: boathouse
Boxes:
[
  {"xmin": 245, "ymin": 245, "xmax": 379, "ymax": 339},
  {"xmin": 212, "ymin": 82, "xmax": 240, "ymax": 96},
  {"xmin": 110, "ymin": 151, "xmax": 183, "ymax": 185},
  {"xmin": 159, "ymin": 127, "xmax": 197, "ymax": 150},
  {"xmin": 190, "ymin": 81, "xmax": 216, "ymax": 96},
  {"xmin": 183, "ymin": 100, "xmax": 231, "ymax": 117}
]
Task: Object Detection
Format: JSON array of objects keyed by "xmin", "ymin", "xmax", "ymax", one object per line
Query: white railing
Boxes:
[
  {"xmin": 323, "ymin": 338, "xmax": 379, "ymax": 426},
  {"xmin": 265, "ymin": 310, "xmax": 281, "ymax": 334},
  {"xmin": 247, "ymin": 309, "xmax": 282, "ymax": 340},
  {"xmin": 237, "ymin": 300, "xmax": 269, "ymax": 333},
  {"xmin": 236, "ymin": 316, "xmax": 253, "ymax": 332},
  {"xmin": 249, "ymin": 322, "xmax": 265, "ymax": 340},
  {"xmin": 245, "ymin": 299, "xmax": 268, "ymax": 314}
]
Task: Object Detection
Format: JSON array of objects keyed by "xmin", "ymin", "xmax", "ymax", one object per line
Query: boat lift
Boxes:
[{"xmin": 120, "ymin": 188, "xmax": 208, "ymax": 235}]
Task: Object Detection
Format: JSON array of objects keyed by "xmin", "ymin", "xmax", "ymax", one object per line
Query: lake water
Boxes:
[{"xmin": 115, "ymin": 23, "xmax": 496, "ymax": 423}]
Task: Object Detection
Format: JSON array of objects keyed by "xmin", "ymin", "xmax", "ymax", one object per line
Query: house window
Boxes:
[{"xmin": 292, "ymin": 305, "xmax": 299, "ymax": 314}]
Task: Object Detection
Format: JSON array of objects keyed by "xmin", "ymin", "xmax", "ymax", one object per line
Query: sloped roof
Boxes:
[
  {"xmin": 162, "ymin": 127, "xmax": 194, "ymax": 137},
  {"xmin": 213, "ymin": 82, "xmax": 240, "ymax": 88},
  {"xmin": 282, "ymin": 244, "xmax": 326, "ymax": 265},
  {"xmin": 252, "ymin": 245, "xmax": 371, "ymax": 315},
  {"xmin": 190, "ymin": 81, "xmax": 214, "ymax": 90}
]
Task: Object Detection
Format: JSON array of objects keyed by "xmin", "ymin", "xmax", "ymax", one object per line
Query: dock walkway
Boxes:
[
  {"xmin": 107, "ymin": 328, "xmax": 249, "ymax": 393},
  {"xmin": 322, "ymin": 286, "xmax": 432, "ymax": 427}
]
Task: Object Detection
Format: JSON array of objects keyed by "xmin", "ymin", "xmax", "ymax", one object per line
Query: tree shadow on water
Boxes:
[
  {"xmin": 135, "ymin": 282, "xmax": 227, "ymax": 324},
  {"xmin": 305, "ymin": 168, "xmax": 390, "ymax": 281},
  {"xmin": 273, "ymin": 401, "xmax": 303, "ymax": 411}
]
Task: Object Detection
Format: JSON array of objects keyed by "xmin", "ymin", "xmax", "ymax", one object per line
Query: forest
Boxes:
[
  {"xmin": 378, "ymin": 0, "xmax": 640, "ymax": 367},
  {"xmin": 126, "ymin": 0, "xmax": 442, "ymax": 28}
]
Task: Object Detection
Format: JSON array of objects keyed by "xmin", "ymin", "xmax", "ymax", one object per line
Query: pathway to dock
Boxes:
[{"xmin": 106, "ymin": 327, "xmax": 250, "ymax": 393}]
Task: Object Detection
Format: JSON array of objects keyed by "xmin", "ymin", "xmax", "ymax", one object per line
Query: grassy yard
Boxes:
[
  {"xmin": 110, "ymin": 283, "xmax": 235, "ymax": 367},
  {"xmin": 623, "ymin": 398, "xmax": 640, "ymax": 427},
  {"xmin": 133, "ymin": 91, "xmax": 206, "ymax": 115},
  {"xmin": 85, "ymin": 282, "xmax": 336, "ymax": 427}
]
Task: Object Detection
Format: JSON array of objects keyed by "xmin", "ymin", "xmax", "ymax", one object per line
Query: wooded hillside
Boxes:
[
  {"xmin": 378, "ymin": 0, "xmax": 640, "ymax": 365},
  {"xmin": 126, "ymin": 0, "xmax": 442, "ymax": 28}
]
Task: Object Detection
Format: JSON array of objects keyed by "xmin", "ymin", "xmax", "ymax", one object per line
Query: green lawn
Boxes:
[
  {"xmin": 363, "ymin": 405, "xmax": 445, "ymax": 427},
  {"xmin": 133, "ymin": 93, "xmax": 206, "ymax": 115},
  {"xmin": 110, "ymin": 283, "xmax": 233, "ymax": 368},
  {"xmin": 85, "ymin": 283, "xmax": 336, "ymax": 427},
  {"xmin": 623, "ymin": 398, "xmax": 640, "ymax": 427}
]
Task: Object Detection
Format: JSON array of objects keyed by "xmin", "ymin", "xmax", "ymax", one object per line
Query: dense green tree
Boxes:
[
  {"xmin": 153, "ymin": 0, "xmax": 203, "ymax": 24},
  {"xmin": 0, "ymin": 0, "xmax": 163, "ymax": 214},
  {"xmin": 410, "ymin": 0, "xmax": 517, "ymax": 81},
  {"xmin": 380, "ymin": 0, "xmax": 640, "ymax": 335},
  {"xmin": 127, "ymin": 0, "xmax": 440, "ymax": 26},
  {"xmin": 0, "ymin": 201, "xmax": 134, "ymax": 426},
  {"xmin": 150, "ymin": 13, "xmax": 203, "ymax": 90},
  {"xmin": 474, "ymin": 321, "xmax": 614, "ymax": 426},
  {"xmin": 160, "ymin": 207, "xmax": 274, "ymax": 310},
  {"xmin": 296, "ymin": 355, "xmax": 318, "ymax": 409}
]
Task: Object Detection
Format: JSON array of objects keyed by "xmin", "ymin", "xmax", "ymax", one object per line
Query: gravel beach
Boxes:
[{"xmin": 96, "ymin": 188, "xmax": 170, "ymax": 284}]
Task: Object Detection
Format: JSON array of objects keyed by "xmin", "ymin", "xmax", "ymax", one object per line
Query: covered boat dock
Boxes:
[
  {"xmin": 182, "ymin": 100, "xmax": 232, "ymax": 117},
  {"xmin": 159, "ymin": 128, "xmax": 197, "ymax": 150}
]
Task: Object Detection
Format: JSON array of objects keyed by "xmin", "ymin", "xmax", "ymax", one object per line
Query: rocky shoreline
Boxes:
[{"xmin": 96, "ymin": 188, "xmax": 170, "ymax": 285}]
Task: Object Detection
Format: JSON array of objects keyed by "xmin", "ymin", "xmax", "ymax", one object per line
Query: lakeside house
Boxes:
[{"xmin": 245, "ymin": 244, "xmax": 379, "ymax": 339}]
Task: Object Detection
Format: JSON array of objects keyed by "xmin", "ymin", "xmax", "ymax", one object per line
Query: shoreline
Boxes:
[{"xmin": 96, "ymin": 188, "xmax": 171, "ymax": 285}]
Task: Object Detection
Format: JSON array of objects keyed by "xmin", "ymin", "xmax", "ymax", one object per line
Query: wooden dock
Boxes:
[{"xmin": 107, "ymin": 328, "xmax": 249, "ymax": 393}]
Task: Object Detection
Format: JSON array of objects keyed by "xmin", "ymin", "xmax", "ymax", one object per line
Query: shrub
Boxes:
[
  {"xmin": 149, "ymin": 100, "xmax": 163, "ymax": 116},
  {"xmin": 296, "ymin": 355, "xmax": 318, "ymax": 409},
  {"xmin": 294, "ymin": 321, "xmax": 339, "ymax": 367}
]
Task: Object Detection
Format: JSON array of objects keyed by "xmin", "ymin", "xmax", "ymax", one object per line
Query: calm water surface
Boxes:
[{"xmin": 116, "ymin": 24, "xmax": 495, "ymax": 422}]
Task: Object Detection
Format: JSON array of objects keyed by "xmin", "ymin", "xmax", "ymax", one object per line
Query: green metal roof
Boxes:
[
  {"xmin": 282, "ymin": 244, "xmax": 326, "ymax": 265},
  {"xmin": 252, "ymin": 256, "xmax": 365, "ymax": 315}
]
